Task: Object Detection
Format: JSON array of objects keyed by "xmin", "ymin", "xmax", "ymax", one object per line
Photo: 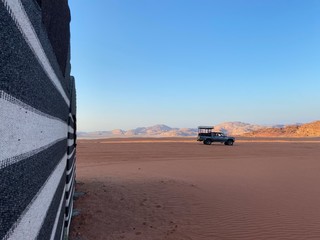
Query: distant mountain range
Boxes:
[
  {"xmin": 77, "ymin": 121, "xmax": 320, "ymax": 138},
  {"xmin": 78, "ymin": 124, "xmax": 198, "ymax": 138}
]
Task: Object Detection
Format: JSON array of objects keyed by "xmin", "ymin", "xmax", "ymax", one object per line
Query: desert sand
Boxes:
[{"xmin": 70, "ymin": 137, "xmax": 320, "ymax": 240}]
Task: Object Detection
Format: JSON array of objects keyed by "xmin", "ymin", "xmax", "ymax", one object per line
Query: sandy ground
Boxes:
[{"xmin": 69, "ymin": 137, "xmax": 320, "ymax": 240}]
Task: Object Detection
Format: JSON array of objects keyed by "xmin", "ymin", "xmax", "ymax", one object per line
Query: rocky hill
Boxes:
[
  {"xmin": 214, "ymin": 122, "xmax": 265, "ymax": 135},
  {"xmin": 244, "ymin": 121, "xmax": 320, "ymax": 137}
]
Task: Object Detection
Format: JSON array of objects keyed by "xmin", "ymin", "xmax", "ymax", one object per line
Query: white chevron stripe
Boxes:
[
  {"xmin": 65, "ymin": 195, "xmax": 74, "ymax": 222},
  {"xmin": 68, "ymin": 125, "xmax": 74, "ymax": 134},
  {"xmin": 68, "ymin": 148, "xmax": 76, "ymax": 159},
  {"xmin": 0, "ymin": 92, "xmax": 68, "ymax": 168},
  {"xmin": 4, "ymin": 154, "xmax": 67, "ymax": 240},
  {"xmin": 68, "ymin": 139, "xmax": 74, "ymax": 147},
  {"xmin": 69, "ymin": 113, "xmax": 74, "ymax": 123},
  {"xmin": 65, "ymin": 182, "xmax": 75, "ymax": 208},
  {"xmin": 66, "ymin": 168, "xmax": 76, "ymax": 191},
  {"xmin": 2, "ymin": 0, "xmax": 70, "ymax": 106},
  {"xmin": 0, "ymin": 138, "xmax": 66, "ymax": 170},
  {"xmin": 66, "ymin": 157, "xmax": 76, "ymax": 175}
]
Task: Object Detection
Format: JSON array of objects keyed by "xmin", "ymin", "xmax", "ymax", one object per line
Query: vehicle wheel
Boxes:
[
  {"xmin": 204, "ymin": 139, "xmax": 212, "ymax": 145},
  {"xmin": 226, "ymin": 140, "xmax": 234, "ymax": 146}
]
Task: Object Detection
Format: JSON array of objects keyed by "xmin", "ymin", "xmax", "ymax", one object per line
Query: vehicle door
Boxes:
[
  {"xmin": 216, "ymin": 133, "xmax": 227, "ymax": 142},
  {"xmin": 211, "ymin": 132, "xmax": 219, "ymax": 142}
]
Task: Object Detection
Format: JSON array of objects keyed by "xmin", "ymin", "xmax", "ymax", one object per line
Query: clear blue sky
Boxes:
[{"xmin": 69, "ymin": 0, "xmax": 320, "ymax": 131}]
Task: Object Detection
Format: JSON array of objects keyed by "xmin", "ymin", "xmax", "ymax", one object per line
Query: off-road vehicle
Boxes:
[{"xmin": 197, "ymin": 126, "xmax": 235, "ymax": 145}]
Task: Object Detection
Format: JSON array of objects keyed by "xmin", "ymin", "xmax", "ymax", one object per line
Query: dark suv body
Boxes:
[{"xmin": 197, "ymin": 126, "xmax": 235, "ymax": 145}]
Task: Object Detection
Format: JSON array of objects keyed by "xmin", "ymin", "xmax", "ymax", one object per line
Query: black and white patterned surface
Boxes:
[{"xmin": 0, "ymin": 0, "xmax": 76, "ymax": 239}]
